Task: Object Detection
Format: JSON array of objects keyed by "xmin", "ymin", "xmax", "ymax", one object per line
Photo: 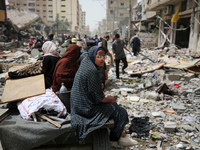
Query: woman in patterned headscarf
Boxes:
[
  {"xmin": 5, "ymin": 41, "xmax": 60, "ymax": 89},
  {"xmin": 70, "ymin": 46, "xmax": 137, "ymax": 146}
]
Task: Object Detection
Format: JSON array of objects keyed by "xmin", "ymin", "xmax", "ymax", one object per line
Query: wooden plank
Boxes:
[
  {"xmin": 35, "ymin": 112, "xmax": 61, "ymax": 128},
  {"xmin": 0, "ymin": 74, "xmax": 45, "ymax": 104},
  {"xmin": 164, "ymin": 59, "xmax": 200, "ymax": 69},
  {"xmin": 130, "ymin": 62, "xmax": 166, "ymax": 76},
  {"xmin": 0, "ymin": 109, "xmax": 14, "ymax": 123}
]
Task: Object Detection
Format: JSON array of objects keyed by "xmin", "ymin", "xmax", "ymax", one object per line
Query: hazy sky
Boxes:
[
  {"xmin": 79, "ymin": 0, "xmax": 140, "ymax": 31},
  {"xmin": 79, "ymin": 0, "xmax": 107, "ymax": 31}
]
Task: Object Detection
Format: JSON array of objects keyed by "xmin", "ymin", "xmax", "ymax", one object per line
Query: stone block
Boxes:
[
  {"xmin": 173, "ymin": 103, "xmax": 186, "ymax": 111},
  {"xmin": 145, "ymin": 91, "xmax": 159, "ymax": 101},
  {"xmin": 152, "ymin": 112, "xmax": 162, "ymax": 117},
  {"xmin": 181, "ymin": 124, "xmax": 196, "ymax": 132},
  {"xmin": 168, "ymin": 74, "xmax": 180, "ymax": 81},
  {"xmin": 127, "ymin": 95, "xmax": 140, "ymax": 102},
  {"xmin": 164, "ymin": 121, "xmax": 177, "ymax": 132},
  {"xmin": 184, "ymin": 73, "xmax": 195, "ymax": 81},
  {"xmin": 121, "ymin": 91, "xmax": 127, "ymax": 97}
]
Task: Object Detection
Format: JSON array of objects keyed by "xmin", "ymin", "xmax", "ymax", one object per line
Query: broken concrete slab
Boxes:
[
  {"xmin": 127, "ymin": 95, "xmax": 140, "ymax": 102},
  {"xmin": 168, "ymin": 74, "xmax": 180, "ymax": 81},
  {"xmin": 172, "ymin": 103, "xmax": 186, "ymax": 111},
  {"xmin": 164, "ymin": 122, "xmax": 177, "ymax": 132},
  {"xmin": 181, "ymin": 124, "xmax": 196, "ymax": 132},
  {"xmin": 144, "ymin": 91, "xmax": 159, "ymax": 101}
]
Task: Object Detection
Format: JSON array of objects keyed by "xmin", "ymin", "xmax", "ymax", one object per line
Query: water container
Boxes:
[{"xmin": 59, "ymin": 83, "xmax": 68, "ymax": 93}]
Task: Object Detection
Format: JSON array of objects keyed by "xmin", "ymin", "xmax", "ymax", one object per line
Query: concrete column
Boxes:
[
  {"xmin": 170, "ymin": 22, "xmax": 177, "ymax": 45},
  {"xmin": 158, "ymin": 20, "xmax": 164, "ymax": 47},
  {"xmin": 189, "ymin": 8, "xmax": 199, "ymax": 52}
]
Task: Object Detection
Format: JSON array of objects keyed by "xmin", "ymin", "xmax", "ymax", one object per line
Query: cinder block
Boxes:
[{"xmin": 168, "ymin": 74, "xmax": 180, "ymax": 81}]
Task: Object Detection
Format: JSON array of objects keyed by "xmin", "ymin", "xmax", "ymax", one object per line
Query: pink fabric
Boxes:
[{"xmin": 42, "ymin": 41, "xmax": 60, "ymax": 57}]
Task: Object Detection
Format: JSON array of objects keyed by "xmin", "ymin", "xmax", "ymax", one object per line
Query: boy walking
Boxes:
[{"xmin": 112, "ymin": 34, "xmax": 132, "ymax": 79}]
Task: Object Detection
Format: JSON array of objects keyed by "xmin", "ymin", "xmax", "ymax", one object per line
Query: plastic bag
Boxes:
[{"xmin": 17, "ymin": 89, "xmax": 67, "ymax": 120}]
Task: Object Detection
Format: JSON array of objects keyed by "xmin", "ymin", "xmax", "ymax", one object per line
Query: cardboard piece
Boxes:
[
  {"xmin": 1, "ymin": 74, "xmax": 45, "ymax": 104},
  {"xmin": 130, "ymin": 62, "xmax": 165, "ymax": 76},
  {"xmin": 164, "ymin": 58, "xmax": 200, "ymax": 69}
]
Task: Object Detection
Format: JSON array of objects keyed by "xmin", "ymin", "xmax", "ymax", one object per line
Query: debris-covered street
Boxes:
[
  {"xmin": 1, "ymin": 0, "xmax": 200, "ymax": 149},
  {"xmin": 0, "ymin": 43, "xmax": 200, "ymax": 149}
]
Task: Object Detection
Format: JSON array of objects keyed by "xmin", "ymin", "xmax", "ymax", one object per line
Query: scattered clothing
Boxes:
[{"xmin": 129, "ymin": 117, "xmax": 151, "ymax": 138}]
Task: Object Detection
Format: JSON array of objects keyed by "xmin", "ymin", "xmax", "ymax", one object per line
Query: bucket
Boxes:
[
  {"xmin": 57, "ymin": 91, "xmax": 71, "ymax": 113},
  {"xmin": 174, "ymin": 84, "xmax": 179, "ymax": 89}
]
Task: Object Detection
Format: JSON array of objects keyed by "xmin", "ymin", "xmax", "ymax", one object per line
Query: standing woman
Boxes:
[
  {"xmin": 5, "ymin": 41, "xmax": 60, "ymax": 89},
  {"xmin": 70, "ymin": 46, "xmax": 138, "ymax": 146}
]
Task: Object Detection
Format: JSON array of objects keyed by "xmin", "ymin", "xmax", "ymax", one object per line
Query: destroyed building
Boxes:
[
  {"xmin": 132, "ymin": 0, "xmax": 200, "ymax": 55},
  {"xmin": 0, "ymin": 5, "xmax": 49, "ymax": 50}
]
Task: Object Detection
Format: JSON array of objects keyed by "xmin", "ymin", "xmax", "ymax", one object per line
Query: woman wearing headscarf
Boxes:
[
  {"xmin": 5, "ymin": 41, "xmax": 60, "ymax": 89},
  {"xmin": 70, "ymin": 46, "xmax": 138, "ymax": 146},
  {"xmin": 52, "ymin": 44, "xmax": 80, "ymax": 92}
]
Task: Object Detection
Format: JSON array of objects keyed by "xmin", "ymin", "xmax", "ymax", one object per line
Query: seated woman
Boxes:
[
  {"xmin": 78, "ymin": 46, "xmax": 108, "ymax": 90},
  {"xmin": 4, "ymin": 41, "xmax": 66, "ymax": 120},
  {"xmin": 52, "ymin": 44, "xmax": 80, "ymax": 92},
  {"xmin": 70, "ymin": 46, "xmax": 138, "ymax": 146},
  {"xmin": 5, "ymin": 41, "xmax": 60, "ymax": 89}
]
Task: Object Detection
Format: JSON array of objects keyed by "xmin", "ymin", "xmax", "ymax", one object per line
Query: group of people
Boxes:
[
  {"xmin": 27, "ymin": 34, "xmax": 53, "ymax": 51},
  {"xmin": 4, "ymin": 32, "xmax": 142, "ymax": 147}
]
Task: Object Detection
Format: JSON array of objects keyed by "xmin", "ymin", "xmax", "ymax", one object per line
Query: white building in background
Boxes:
[
  {"xmin": 106, "ymin": 0, "xmax": 137, "ymax": 35},
  {"xmin": 82, "ymin": 11, "xmax": 86, "ymax": 30},
  {"xmin": 98, "ymin": 19, "xmax": 107, "ymax": 37}
]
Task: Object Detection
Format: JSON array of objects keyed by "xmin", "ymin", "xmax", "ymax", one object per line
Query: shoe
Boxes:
[
  {"xmin": 110, "ymin": 141, "xmax": 118, "ymax": 147},
  {"xmin": 122, "ymin": 69, "xmax": 127, "ymax": 74},
  {"xmin": 118, "ymin": 134, "xmax": 138, "ymax": 147}
]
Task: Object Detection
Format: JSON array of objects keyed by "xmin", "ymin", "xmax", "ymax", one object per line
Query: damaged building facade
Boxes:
[
  {"xmin": 132, "ymin": 0, "xmax": 200, "ymax": 53},
  {"xmin": 8, "ymin": 0, "xmax": 87, "ymax": 35},
  {"xmin": 0, "ymin": 5, "xmax": 49, "ymax": 50}
]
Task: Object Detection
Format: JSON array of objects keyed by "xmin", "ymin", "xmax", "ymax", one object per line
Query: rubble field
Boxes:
[{"xmin": 0, "ymin": 45, "xmax": 200, "ymax": 150}]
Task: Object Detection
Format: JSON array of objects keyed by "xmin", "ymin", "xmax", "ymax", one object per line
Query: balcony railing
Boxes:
[{"xmin": 148, "ymin": 0, "xmax": 184, "ymax": 11}]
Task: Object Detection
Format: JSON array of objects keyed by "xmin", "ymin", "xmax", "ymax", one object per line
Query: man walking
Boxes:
[
  {"xmin": 102, "ymin": 35, "xmax": 114, "ymax": 66},
  {"xmin": 131, "ymin": 34, "xmax": 141, "ymax": 56},
  {"xmin": 112, "ymin": 34, "xmax": 132, "ymax": 79}
]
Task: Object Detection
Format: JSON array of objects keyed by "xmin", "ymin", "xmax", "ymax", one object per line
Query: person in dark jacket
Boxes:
[
  {"xmin": 45, "ymin": 34, "xmax": 54, "ymax": 42},
  {"xmin": 5, "ymin": 41, "xmax": 60, "ymax": 89},
  {"xmin": 131, "ymin": 35, "xmax": 141, "ymax": 56}
]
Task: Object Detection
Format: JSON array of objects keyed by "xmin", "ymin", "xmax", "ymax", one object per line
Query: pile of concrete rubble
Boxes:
[
  {"xmin": 105, "ymin": 46, "xmax": 200, "ymax": 150},
  {"xmin": 0, "ymin": 45, "xmax": 200, "ymax": 149}
]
